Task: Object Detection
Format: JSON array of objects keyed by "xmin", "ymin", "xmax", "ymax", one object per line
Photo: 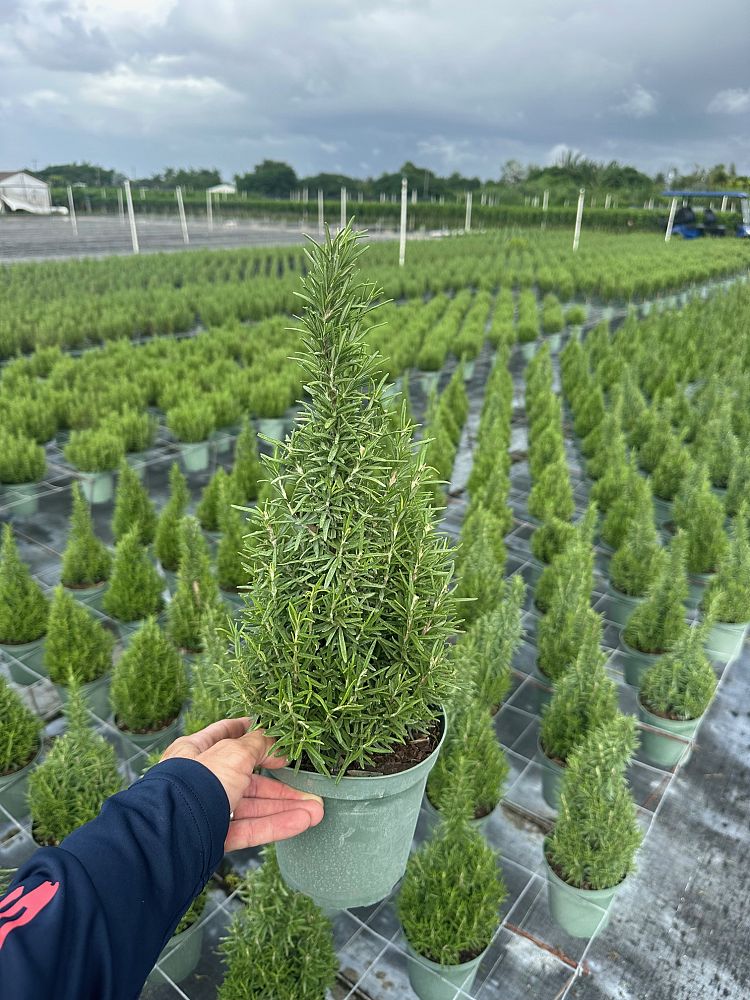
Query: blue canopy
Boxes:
[{"xmin": 661, "ymin": 190, "xmax": 748, "ymax": 199}]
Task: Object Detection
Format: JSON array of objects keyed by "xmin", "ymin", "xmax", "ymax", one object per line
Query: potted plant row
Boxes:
[
  {"xmin": 0, "ymin": 524, "xmax": 49, "ymax": 683},
  {"xmin": 0, "ymin": 676, "xmax": 43, "ymax": 818},
  {"xmin": 61, "ymin": 483, "xmax": 112, "ymax": 601}
]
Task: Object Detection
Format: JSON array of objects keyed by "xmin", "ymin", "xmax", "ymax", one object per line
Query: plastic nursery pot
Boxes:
[
  {"xmin": 704, "ymin": 620, "xmax": 748, "ymax": 663},
  {"xmin": 605, "ymin": 581, "xmax": 646, "ymax": 628},
  {"xmin": 686, "ymin": 573, "xmax": 716, "ymax": 611},
  {"xmin": 63, "ymin": 580, "xmax": 108, "ymax": 604},
  {"xmin": 255, "ymin": 417, "xmax": 286, "ymax": 441},
  {"xmin": 422, "ymin": 790, "xmax": 495, "ymax": 835},
  {"xmin": 618, "ymin": 634, "xmax": 662, "ymax": 688},
  {"xmin": 0, "ymin": 638, "xmax": 47, "ymax": 686},
  {"xmin": 179, "ymin": 442, "xmax": 210, "ymax": 473},
  {"xmin": 538, "ymin": 738, "xmax": 564, "ymax": 812},
  {"xmin": 56, "ymin": 674, "xmax": 111, "ymax": 721},
  {"xmin": 546, "ymin": 332, "xmax": 562, "ymax": 354},
  {"xmin": 544, "ymin": 848, "xmax": 621, "ymax": 940},
  {"xmin": 637, "ymin": 696, "xmax": 698, "ymax": 769},
  {"xmin": 79, "ymin": 471, "xmax": 115, "ymax": 505},
  {"xmin": 0, "ymin": 741, "xmax": 43, "ymax": 821},
  {"xmin": 4, "ymin": 482, "xmax": 39, "ymax": 517},
  {"xmin": 148, "ymin": 919, "xmax": 204, "ymax": 986},
  {"xmin": 462, "ymin": 359, "xmax": 476, "ymax": 383},
  {"xmin": 520, "ymin": 342, "xmax": 537, "ymax": 362},
  {"xmin": 116, "ymin": 714, "xmax": 182, "ymax": 754},
  {"xmin": 271, "ymin": 714, "xmax": 447, "ymax": 911},
  {"xmin": 126, "ymin": 451, "xmax": 150, "ymax": 481},
  {"xmin": 567, "ymin": 324, "xmax": 584, "ymax": 342},
  {"xmin": 417, "ymin": 371, "xmax": 441, "ymax": 397},
  {"xmin": 529, "ymin": 663, "xmax": 554, "ymax": 709},
  {"xmin": 405, "ymin": 940, "xmax": 487, "ymax": 1000}
]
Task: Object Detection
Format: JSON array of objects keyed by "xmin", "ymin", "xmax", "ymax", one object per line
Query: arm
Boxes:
[{"xmin": 0, "ymin": 719, "xmax": 324, "ymax": 1000}]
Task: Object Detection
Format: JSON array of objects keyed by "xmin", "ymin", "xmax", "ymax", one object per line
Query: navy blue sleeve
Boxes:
[{"xmin": 0, "ymin": 757, "xmax": 230, "ymax": 1000}]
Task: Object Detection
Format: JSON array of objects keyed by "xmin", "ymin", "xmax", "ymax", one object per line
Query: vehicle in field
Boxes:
[{"xmin": 662, "ymin": 190, "xmax": 750, "ymax": 239}]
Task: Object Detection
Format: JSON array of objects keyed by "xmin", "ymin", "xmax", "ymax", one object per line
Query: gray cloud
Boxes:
[{"xmin": 3, "ymin": 0, "xmax": 749, "ymax": 180}]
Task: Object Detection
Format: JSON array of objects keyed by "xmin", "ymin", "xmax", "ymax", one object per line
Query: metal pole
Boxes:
[
  {"xmin": 541, "ymin": 189, "xmax": 549, "ymax": 230},
  {"xmin": 318, "ymin": 188, "xmax": 324, "ymax": 235},
  {"xmin": 605, "ymin": 193, "xmax": 611, "ymax": 209},
  {"xmin": 464, "ymin": 191, "xmax": 472, "ymax": 232},
  {"xmin": 573, "ymin": 188, "xmax": 585, "ymax": 251},
  {"xmin": 176, "ymin": 187, "xmax": 189, "ymax": 244},
  {"xmin": 117, "ymin": 187, "xmax": 124, "ymax": 223},
  {"xmin": 399, "ymin": 177, "xmax": 408, "ymax": 267},
  {"xmin": 67, "ymin": 185, "xmax": 78, "ymax": 235},
  {"xmin": 665, "ymin": 197, "xmax": 678, "ymax": 242},
  {"xmin": 721, "ymin": 195, "xmax": 728, "ymax": 212},
  {"xmin": 123, "ymin": 180, "xmax": 139, "ymax": 254},
  {"xmin": 206, "ymin": 189, "xmax": 213, "ymax": 232},
  {"xmin": 302, "ymin": 186, "xmax": 308, "ymax": 203},
  {"xmin": 411, "ymin": 188, "xmax": 417, "ymax": 204},
  {"xmin": 340, "ymin": 186, "xmax": 346, "ymax": 231}
]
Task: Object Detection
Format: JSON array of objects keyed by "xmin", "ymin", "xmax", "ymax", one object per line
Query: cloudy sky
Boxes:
[{"xmin": 1, "ymin": 0, "xmax": 749, "ymax": 181}]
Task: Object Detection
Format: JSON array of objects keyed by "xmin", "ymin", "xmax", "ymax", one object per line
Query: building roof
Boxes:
[{"xmin": 0, "ymin": 171, "xmax": 48, "ymax": 185}]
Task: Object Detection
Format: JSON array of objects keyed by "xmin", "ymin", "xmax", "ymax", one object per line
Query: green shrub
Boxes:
[
  {"xmin": 111, "ymin": 461, "xmax": 156, "ymax": 545},
  {"xmin": 0, "ymin": 675, "xmax": 41, "ymax": 775},
  {"xmin": 528, "ymin": 459, "xmax": 574, "ymax": 523},
  {"xmin": 0, "ymin": 524, "xmax": 48, "ymax": 644},
  {"xmin": 590, "ymin": 447, "xmax": 629, "ymax": 512},
  {"xmin": 726, "ymin": 448, "xmax": 750, "ymax": 518},
  {"xmin": 111, "ymin": 617, "xmax": 187, "ymax": 733},
  {"xmin": 572, "ymin": 385, "xmax": 605, "ymax": 440},
  {"xmin": 565, "ymin": 304, "xmax": 587, "ymax": 326},
  {"xmin": 65, "ymin": 427, "xmax": 125, "ymax": 473},
  {"xmin": 640, "ymin": 621, "xmax": 716, "ymax": 721},
  {"xmin": 28, "ymin": 681, "xmax": 122, "ymax": 846},
  {"xmin": 183, "ymin": 611, "xmax": 230, "ymax": 735},
  {"xmin": 651, "ymin": 435, "xmax": 692, "ymax": 501},
  {"xmin": 197, "ymin": 468, "xmax": 230, "ymax": 532},
  {"xmin": 624, "ymin": 532, "xmax": 688, "ymax": 654},
  {"xmin": 535, "ymin": 505, "xmax": 596, "ymax": 615},
  {"xmin": 218, "ymin": 847, "xmax": 337, "ymax": 1000},
  {"xmin": 0, "ymin": 432, "xmax": 46, "ymax": 485},
  {"xmin": 601, "ymin": 463, "xmax": 651, "ymax": 551},
  {"xmin": 167, "ymin": 400, "xmax": 216, "ymax": 443},
  {"xmin": 154, "ymin": 463, "xmax": 189, "ymax": 572},
  {"xmin": 458, "ymin": 575, "xmax": 524, "ymax": 713},
  {"xmin": 458, "ymin": 504, "xmax": 507, "ymax": 570},
  {"xmin": 701, "ymin": 512, "xmax": 750, "ymax": 623},
  {"xmin": 217, "ymin": 497, "xmax": 248, "ymax": 593},
  {"xmin": 540, "ymin": 613, "xmax": 618, "ymax": 765},
  {"xmin": 427, "ymin": 700, "xmax": 509, "ymax": 819},
  {"xmin": 453, "ymin": 521, "xmax": 506, "ymax": 627},
  {"xmin": 538, "ymin": 596, "xmax": 600, "ymax": 683},
  {"xmin": 398, "ymin": 766, "xmax": 506, "ymax": 966},
  {"xmin": 103, "ymin": 528, "xmax": 164, "ymax": 623},
  {"xmin": 44, "ymin": 587, "xmax": 113, "ymax": 686},
  {"xmin": 531, "ymin": 516, "xmax": 577, "ymax": 564},
  {"xmin": 674, "ymin": 465, "xmax": 728, "ymax": 576},
  {"xmin": 167, "ymin": 517, "xmax": 221, "ymax": 652},
  {"xmin": 610, "ymin": 500, "xmax": 665, "ymax": 598},
  {"xmin": 61, "ymin": 483, "xmax": 112, "ymax": 588},
  {"xmin": 226, "ymin": 228, "xmax": 458, "ymax": 776},
  {"xmin": 104, "ymin": 408, "xmax": 157, "ymax": 454},
  {"xmin": 546, "ymin": 714, "xmax": 642, "ymax": 891},
  {"xmin": 232, "ymin": 420, "xmax": 263, "ymax": 502},
  {"xmin": 528, "ymin": 424, "xmax": 565, "ymax": 481}
]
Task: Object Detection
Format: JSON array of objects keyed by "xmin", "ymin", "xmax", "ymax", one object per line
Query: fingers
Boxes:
[
  {"xmin": 160, "ymin": 718, "xmax": 252, "ymax": 761},
  {"xmin": 231, "ymin": 797, "xmax": 324, "ymax": 822},
  {"xmin": 245, "ymin": 773, "xmax": 323, "ymax": 804},
  {"xmin": 224, "ymin": 806, "xmax": 324, "ymax": 852}
]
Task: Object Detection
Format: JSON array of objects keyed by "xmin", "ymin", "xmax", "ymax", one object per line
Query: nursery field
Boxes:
[{"xmin": 2, "ymin": 228, "xmax": 750, "ymax": 1000}]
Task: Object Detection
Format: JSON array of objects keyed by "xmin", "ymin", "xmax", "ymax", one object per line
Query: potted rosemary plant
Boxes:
[
  {"xmin": 0, "ymin": 431, "xmax": 46, "ymax": 517},
  {"xmin": 398, "ymin": 767, "xmax": 506, "ymax": 1000},
  {"xmin": 61, "ymin": 483, "xmax": 112, "ymax": 600},
  {"xmin": 167, "ymin": 516, "xmax": 222, "ymax": 656},
  {"xmin": 638, "ymin": 621, "xmax": 717, "ymax": 767},
  {"xmin": 167, "ymin": 400, "xmax": 216, "ymax": 473},
  {"xmin": 154, "ymin": 462, "xmax": 189, "ymax": 588},
  {"xmin": 111, "ymin": 460, "xmax": 157, "ymax": 545},
  {"xmin": 0, "ymin": 675, "xmax": 42, "ymax": 819},
  {"xmin": 608, "ymin": 499, "xmax": 665, "ymax": 627},
  {"xmin": 64, "ymin": 427, "xmax": 125, "ymax": 504},
  {"xmin": 701, "ymin": 511, "xmax": 750, "ymax": 661},
  {"xmin": 218, "ymin": 847, "xmax": 337, "ymax": 1000},
  {"xmin": 544, "ymin": 714, "xmax": 642, "ymax": 938},
  {"xmin": 103, "ymin": 528, "xmax": 164, "ymax": 641},
  {"xmin": 226, "ymin": 228, "xmax": 458, "ymax": 911},
  {"xmin": 0, "ymin": 524, "xmax": 49, "ymax": 683}
]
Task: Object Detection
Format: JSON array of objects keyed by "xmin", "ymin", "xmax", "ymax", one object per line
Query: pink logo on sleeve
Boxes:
[{"xmin": 0, "ymin": 882, "xmax": 60, "ymax": 950}]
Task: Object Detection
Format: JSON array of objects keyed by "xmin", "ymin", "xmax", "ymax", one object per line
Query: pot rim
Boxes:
[
  {"xmin": 0, "ymin": 737, "xmax": 44, "ymax": 783},
  {"xmin": 542, "ymin": 842, "xmax": 624, "ymax": 898},
  {"xmin": 636, "ymin": 693, "xmax": 702, "ymax": 729},
  {"xmin": 404, "ymin": 937, "xmax": 489, "ymax": 974}
]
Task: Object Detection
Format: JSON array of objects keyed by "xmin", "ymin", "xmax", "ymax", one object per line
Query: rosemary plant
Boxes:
[
  {"xmin": 640, "ymin": 621, "xmax": 717, "ymax": 721},
  {"xmin": 167, "ymin": 516, "xmax": 221, "ymax": 652},
  {"xmin": 623, "ymin": 532, "xmax": 688, "ymax": 654},
  {"xmin": 0, "ymin": 675, "xmax": 41, "ymax": 775},
  {"xmin": 61, "ymin": 483, "xmax": 111, "ymax": 588},
  {"xmin": 44, "ymin": 587, "xmax": 114, "ymax": 686},
  {"xmin": 0, "ymin": 524, "xmax": 49, "ymax": 645},
  {"xmin": 111, "ymin": 460, "xmax": 157, "ymax": 545},
  {"xmin": 154, "ymin": 463, "xmax": 189, "ymax": 572}
]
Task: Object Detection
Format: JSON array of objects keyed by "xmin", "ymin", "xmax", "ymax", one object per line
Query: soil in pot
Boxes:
[
  {"xmin": 544, "ymin": 850, "xmax": 621, "ymax": 939},
  {"xmin": 405, "ymin": 940, "xmax": 487, "ymax": 1000},
  {"xmin": 637, "ymin": 697, "xmax": 698, "ymax": 768},
  {"xmin": 115, "ymin": 714, "xmax": 182, "ymax": 754},
  {"xmin": 271, "ymin": 714, "xmax": 446, "ymax": 911}
]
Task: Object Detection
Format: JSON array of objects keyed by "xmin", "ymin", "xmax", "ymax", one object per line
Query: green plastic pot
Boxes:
[
  {"xmin": 686, "ymin": 573, "xmax": 715, "ymax": 611},
  {"xmin": 63, "ymin": 580, "xmax": 108, "ymax": 605},
  {"xmin": 179, "ymin": 442, "xmax": 210, "ymax": 473},
  {"xmin": 530, "ymin": 662, "xmax": 554, "ymax": 708},
  {"xmin": 149, "ymin": 919, "xmax": 204, "ymax": 985},
  {"xmin": 271, "ymin": 715, "xmax": 447, "ymax": 911},
  {"xmin": 405, "ymin": 940, "xmax": 487, "ymax": 1000},
  {"xmin": 418, "ymin": 371, "xmax": 441, "ymax": 396},
  {"xmin": 637, "ymin": 697, "xmax": 698, "ymax": 768},
  {"xmin": 79, "ymin": 471, "xmax": 115, "ymax": 505},
  {"xmin": 255, "ymin": 417, "xmax": 286, "ymax": 441},
  {"xmin": 1, "ymin": 638, "xmax": 47, "ymax": 685},
  {"xmin": 126, "ymin": 451, "xmax": 150, "ymax": 480},
  {"xmin": 6, "ymin": 482, "xmax": 39, "ymax": 517},
  {"xmin": 704, "ymin": 620, "xmax": 747, "ymax": 662},
  {"xmin": 546, "ymin": 332, "xmax": 562, "ymax": 354},
  {"xmin": 568, "ymin": 325, "xmax": 583, "ymax": 342},
  {"xmin": 0, "ymin": 741, "xmax": 42, "ymax": 821},
  {"xmin": 520, "ymin": 342, "xmax": 537, "ymax": 362},
  {"xmin": 55, "ymin": 674, "xmax": 111, "ymax": 721},
  {"xmin": 606, "ymin": 582, "xmax": 645, "ymax": 628},
  {"xmin": 422, "ymin": 790, "xmax": 495, "ymax": 834},
  {"xmin": 619, "ymin": 634, "xmax": 662, "ymax": 688},
  {"xmin": 544, "ymin": 850, "xmax": 620, "ymax": 939},
  {"xmin": 538, "ymin": 739, "xmax": 564, "ymax": 811},
  {"xmin": 462, "ymin": 360, "xmax": 476, "ymax": 383},
  {"xmin": 117, "ymin": 714, "xmax": 182, "ymax": 754}
]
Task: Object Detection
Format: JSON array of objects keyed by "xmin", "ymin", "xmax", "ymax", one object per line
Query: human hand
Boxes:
[{"xmin": 161, "ymin": 718, "xmax": 324, "ymax": 852}]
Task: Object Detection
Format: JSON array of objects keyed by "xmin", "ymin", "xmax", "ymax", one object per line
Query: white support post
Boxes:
[
  {"xmin": 206, "ymin": 189, "xmax": 213, "ymax": 232},
  {"xmin": 648, "ymin": 198, "xmax": 654, "ymax": 210},
  {"xmin": 380, "ymin": 192, "xmax": 386, "ymax": 204},
  {"xmin": 302, "ymin": 187, "xmax": 308, "ymax": 203},
  {"xmin": 399, "ymin": 177, "xmax": 408, "ymax": 267},
  {"xmin": 411, "ymin": 188, "xmax": 417, "ymax": 204},
  {"xmin": 66, "ymin": 185, "xmax": 78, "ymax": 235},
  {"xmin": 572, "ymin": 188, "xmax": 585, "ymax": 251},
  {"xmin": 541, "ymin": 189, "xmax": 549, "ymax": 230},
  {"xmin": 317, "ymin": 189, "xmax": 324, "ymax": 235},
  {"xmin": 358, "ymin": 191, "xmax": 363, "ymax": 203},
  {"xmin": 721, "ymin": 195, "xmax": 728, "ymax": 212},
  {"xmin": 605, "ymin": 193, "xmax": 611, "ymax": 209},
  {"xmin": 117, "ymin": 187, "xmax": 124, "ymax": 223},
  {"xmin": 665, "ymin": 197, "xmax": 678, "ymax": 242},
  {"xmin": 139, "ymin": 186, "xmax": 145, "ymax": 200},
  {"xmin": 123, "ymin": 180, "xmax": 139, "ymax": 254},
  {"xmin": 532, "ymin": 195, "xmax": 539, "ymax": 208},
  {"xmin": 340, "ymin": 186, "xmax": 346, "ymax": 231},
  {"xmin": 464, "ymin": 191, "xmax": 472, "ymax": 232},
  {"xmin": 176, "ymin": 187, "xmax": 189, "ymax": 245}
]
